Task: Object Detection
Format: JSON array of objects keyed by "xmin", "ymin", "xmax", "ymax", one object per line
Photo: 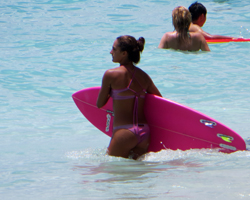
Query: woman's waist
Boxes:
[
  {"xmin": 113, "ymin": 123, "xmax": 149, "ymax": 131},
  {"xmin": 113, "ymin": 117, "xmax": 147, "ymax": 127}
]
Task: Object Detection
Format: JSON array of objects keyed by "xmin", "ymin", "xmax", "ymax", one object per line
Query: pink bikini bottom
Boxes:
[{"xmin": 113, "ymin": 124, "xmax": 150, "ymax": 144}]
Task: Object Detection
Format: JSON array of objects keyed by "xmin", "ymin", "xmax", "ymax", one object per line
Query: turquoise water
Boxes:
[{"xmin": 1, "ymin": 0, "xmax": 250, "ymax": 199}]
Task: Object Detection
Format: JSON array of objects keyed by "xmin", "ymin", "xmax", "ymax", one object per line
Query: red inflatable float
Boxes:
[{"xmin": 206, "ymin": 38, "xmax": 250, "ymax": 43}]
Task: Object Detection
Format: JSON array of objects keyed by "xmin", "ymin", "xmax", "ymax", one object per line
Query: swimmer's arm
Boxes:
[
  {"xmin": 96, "ymin": 71, "xmax": 112, "ymax": 108},
  {"xmin": 189, "ymin": 23, "xmax": 233, "ymax": 40},
  {"xmin": 201, "ymin": 31, "xmax": 233, "ymax": 40}
]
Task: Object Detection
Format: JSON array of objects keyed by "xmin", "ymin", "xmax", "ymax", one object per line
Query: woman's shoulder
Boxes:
[
  {"xmin": 105, "ymin": 66, "xmax": 123, "ymax": 74},
  {"xmin": 163, "ymin": 31, "xmax": 177, "ymax": 38},
  {"xmin": 135, "ymin": 67, "xmax": 152, "ymax": 82},
  {"xmin": 103, "ymin": 67, "xmax": 123, "ymax": 79},
  {"xmin": 190, "ymin": 31, "xmax": 205, "ymax": 40},
  {"xmin": 135, "ymin": 66, "xmax": 147, "ymax": 75}
]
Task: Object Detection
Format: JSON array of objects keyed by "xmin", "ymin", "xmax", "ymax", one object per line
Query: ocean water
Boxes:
[{"xmin": 1, "ymin": 0, "xmax": 250, "ymax": 199}]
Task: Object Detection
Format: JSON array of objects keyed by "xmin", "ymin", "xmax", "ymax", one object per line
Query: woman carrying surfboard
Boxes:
[
  {"xmin": 158, "ymin": 6, "xmax": 210, "ymax": 51},
  {"xmin": 97, "ymin": 35, "xmax": 162, "ymax": 159}
]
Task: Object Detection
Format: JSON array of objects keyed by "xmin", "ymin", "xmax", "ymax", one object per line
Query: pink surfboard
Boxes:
[
  {"xmin": 72, "ymin": 87, "xmax": 246, "ymax": 153},
  {"xmin": 206, "ymin": 38, "xmax": 250, "ymax": 44}
]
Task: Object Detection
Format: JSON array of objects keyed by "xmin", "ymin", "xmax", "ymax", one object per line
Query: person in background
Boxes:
[
  {"xmin": 189, "ymin": 1, "xmax": 233, "ymax": 39},
  {"xmin": 97, "ymin": 35, "xmax": 162, "ymax": 159},
  {"xmin": 158, "ymin": 6, "xmax": 210, "ymax": 51}
]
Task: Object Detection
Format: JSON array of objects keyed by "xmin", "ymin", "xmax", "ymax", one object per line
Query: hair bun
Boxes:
[{"xmin": 137, "ymin": 37, "xmax": 145, "ymax": 52}]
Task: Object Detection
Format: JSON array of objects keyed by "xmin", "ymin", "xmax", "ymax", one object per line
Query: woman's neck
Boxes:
[{"xmin": 120, "ymin": 61, "xmax": 134, "ymax": 69}]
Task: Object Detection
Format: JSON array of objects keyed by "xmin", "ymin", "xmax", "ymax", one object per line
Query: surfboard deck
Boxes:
[
  {"xmin": 72, "ymin": 87, "xmax": 246, "ymax": 153},
  {"xmin": 206, "ymin": 38, "xmax": 250, "ymax": 44}
]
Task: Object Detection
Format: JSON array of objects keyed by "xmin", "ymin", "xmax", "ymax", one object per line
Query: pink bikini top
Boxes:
[
  {"xmin": 110, "ymin": 67, "xmax": 146, "ymax": 100},
  {"xmin": 110, "ymin": 67, "xmax": 146, "ymax": 130}
]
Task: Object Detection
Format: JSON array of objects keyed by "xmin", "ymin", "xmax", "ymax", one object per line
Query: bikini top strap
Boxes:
[
  {"xmin": 127, "ymin": 67, "xmax": 147, "ymax": 94},
  {"xmin": 127, "ymin": 67, "xmax": 137, "ymax": 88}
]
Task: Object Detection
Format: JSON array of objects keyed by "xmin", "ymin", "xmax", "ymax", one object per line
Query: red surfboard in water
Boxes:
[
  {"xmin": 72, "ymin": 87, "xmax": 246, "ymax": 153},
  {"xmin": 206, "ymin": 38, "xmax": 250, "ymax": 44}
]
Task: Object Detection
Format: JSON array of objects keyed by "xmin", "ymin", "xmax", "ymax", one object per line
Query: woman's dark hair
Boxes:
[{"xmin": 116, "ymin": 35, "xmax": 145, "ymax": 64}]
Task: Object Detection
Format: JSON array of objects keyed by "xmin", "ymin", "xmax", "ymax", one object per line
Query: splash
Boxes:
[{"xmin": 239, "ymin": 26, "xmax": 250, "ymax": 38}]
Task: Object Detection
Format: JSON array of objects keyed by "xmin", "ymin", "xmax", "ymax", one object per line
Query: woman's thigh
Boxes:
[{"xmin": 131, "ymin": 136, "xmax": 150, "ymax": 159}]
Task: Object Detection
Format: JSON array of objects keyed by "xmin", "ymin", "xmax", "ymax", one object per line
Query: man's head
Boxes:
[{"xmin": 189, "ymin": 2, "xmax": 207, "ymax": 27}]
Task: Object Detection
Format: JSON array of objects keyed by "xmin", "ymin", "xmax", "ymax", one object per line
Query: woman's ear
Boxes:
[{"xmin": 122, "ymin": 51, "xmax": 128, "ymax": 57}]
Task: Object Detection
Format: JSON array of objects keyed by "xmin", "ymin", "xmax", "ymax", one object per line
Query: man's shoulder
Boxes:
[{"xmin": 189, "ymin": 23, "xmax": 202, "ymax": 32}]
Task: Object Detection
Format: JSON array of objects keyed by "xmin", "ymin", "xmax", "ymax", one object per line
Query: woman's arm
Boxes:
[
  {"xmin": 96, "ymin": 70, "xmax": 112, "ymax": 108},
  {"xmin": 201, "ymin": 40, "xmax": 210, "ymax": 51},
  {"xmin": 158, "ymin": 33, "xmax": 169, "ymax": 49},
  {"xmin": 199, "ymin": 34, "xmax": 210, "ymax": 51},
  {"xmin": 146, "ymin": 75, "xmax": 162, "ymax": 97}
]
